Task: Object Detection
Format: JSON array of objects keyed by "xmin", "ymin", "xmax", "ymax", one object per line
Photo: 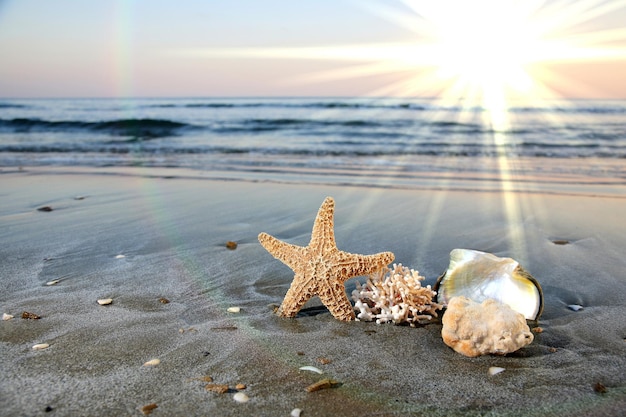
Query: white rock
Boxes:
[
  {"xmin": 489, "ymin": 366, "xmax": 506, "ymax": 376},
  {"xmin": 227, "ymin": 306, "xmax": 241, "ymax": 313},
  {"xmin": 46, "ymin": 280, "xmax": 60, "ymax": 286},
  {"xmin": 143, "ymin": 358, "xmax": 161, "ymax": 366},
  {"xmin": 115, "ymin": 254, "xmax": 125, "ymax": 259},
  {"xmin": 442, "ymin": 296, "xmax": 534, "ymax": 357},
  {"xmin": 233, "ymin": 392, "xmax": 249, "ymax": 403},
  {"xmin": 568, "ymin": 304, "xmax": 583, "ymax": 311},
  {"xmin": 97, "ymin": 298, "xmax": 113, "ymax": 305},
  {"xmin": 32, "ymin": 343, "xmax": 50, "ymax": 350},
  {"xmin": 2, "ymin": 313, "xmax": 14, "ymax": 321}
]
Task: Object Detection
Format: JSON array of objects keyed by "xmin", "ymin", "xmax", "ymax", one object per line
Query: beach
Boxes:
[{"xmin": 1, "ymin": 165, "xmax": 625, "ymax": 416}]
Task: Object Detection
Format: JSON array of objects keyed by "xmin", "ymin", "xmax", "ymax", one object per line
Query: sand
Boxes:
[{"xmin": 1, "ymin": 165, "xmax": 625, "ymax": 416}]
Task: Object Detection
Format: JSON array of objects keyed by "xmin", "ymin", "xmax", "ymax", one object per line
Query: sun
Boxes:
[{"xmin": 424, "ymin": 2, "xmax": 539, "ymax": 97}]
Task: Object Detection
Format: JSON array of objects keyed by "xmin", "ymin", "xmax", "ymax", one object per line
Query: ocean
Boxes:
[{"xmin": 1, "ymin": 97, "xmax": 625, "ymax": 190}]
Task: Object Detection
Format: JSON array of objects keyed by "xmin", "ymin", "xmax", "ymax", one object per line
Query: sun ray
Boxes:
[{"xmin": 178, "ymin": 0, "xmax": 626, "ymax": 255}]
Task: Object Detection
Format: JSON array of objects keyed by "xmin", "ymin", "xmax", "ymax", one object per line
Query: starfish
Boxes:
[{"xmin": 258, "ymin": 196, "xmax": 395, "ymax": 321}]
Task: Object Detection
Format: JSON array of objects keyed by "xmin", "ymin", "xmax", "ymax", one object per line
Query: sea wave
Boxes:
[{"xmin": 0, "ymin": 118, "xmax": 193, "ymax": 138}]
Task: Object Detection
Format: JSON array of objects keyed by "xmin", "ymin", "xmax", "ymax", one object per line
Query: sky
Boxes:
[{"xmin": 1, "ymin": 0, "xmax": 626, "ymax": 99}]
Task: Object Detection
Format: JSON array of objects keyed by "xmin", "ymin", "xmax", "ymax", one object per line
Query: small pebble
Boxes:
[
  {"xmin": 235, "ymin": 383, "xmax": 246, "ymax": 390},
  {"xmin": 45, "ymin": 280, "xmax": 60, "ymax": 286},
  {"xmin": 37, "ymin": 206, "xmax": 53, "ymax": 212},
  {"xmin": 291, "ymin": 408, "xmax": 302, "ymax": 417},
  {"xmin": 233, "ymin": 392, "xmax": 249, "ymax": 403},
  {"xmin": 2, "ymin": 313, "xmax": 14, "ymax": 321},
  {"xmin": 97, "ymin": 298, "xmax": 113, "ymax": 306},
  {"xmin": 226, "ymin": 241, "xmax": 238, "ymax": 250},
  {"xmin": 488, "ymin": 366, "xmax": 505, "ymax": 376},
  {"xmin": 22, "ymin": 311, "xmax": 41, "ymax": 319},
  {"xmin": 44, "ymin": 406, "xmax": 53, "ymax": 412},
  {"xmin": 317, "ymin": 357, "xmax": 332, "ymax": 365},
  {"xmin": 158, "ymin": 297, "xmax": 170, "ymax": 304},
  {"xmin": 32, "ymin": 343, "xmax": 50, "ymax": 351},
  {"xmin": 532, "ymin": 327, "xmax": 544, "ymax": 333},
  {"xmin": 115, "ymin": 254, "xmax": 126, "ymax": 259},
  {"xmin": 568, "ymin": 304, "xmax": 584, "ymax": 311},
  {"xmin": 227, "ymin": 306, "xmax": 241, "ymax": 313},
  {"xmin": 143, "ymin": 358, "xmax": 161, "ymax": 366},
  {"xmin": 74, "ymin": 196, "xmax": 86, "ymax": 200}
]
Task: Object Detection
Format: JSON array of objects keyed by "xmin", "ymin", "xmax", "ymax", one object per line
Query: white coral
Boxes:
[{"xmin": 351, "ymin": 263, "xmax": 442, "ymax": 326}]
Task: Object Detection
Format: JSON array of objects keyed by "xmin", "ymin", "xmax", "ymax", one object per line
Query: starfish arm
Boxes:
[
  {"xmin": 318, "ymin": 280, "xmax": 356, "ymax": 321},
  {"xmin": 335, "ymin": 251, "xmax": 395, "ymax": 281},
  {"xmin": 309, "ymin": 197, "xmax": 337, "ymax": 253},
  {"xmin": 277, "ymin": 273, "xmax": 314, "ymax": 317},
  {"xmin": 258, "ymin": 232, "xmax": 306, "ymax": 270}
]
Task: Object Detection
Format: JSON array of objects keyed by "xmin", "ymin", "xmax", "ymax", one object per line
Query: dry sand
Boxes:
[{"xmin": 1, "ymin": 166, "xmax": 625, "ymax": 416}]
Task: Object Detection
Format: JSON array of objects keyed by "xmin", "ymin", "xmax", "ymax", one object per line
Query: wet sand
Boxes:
[{"xmin": 1, "ymin": 166, "xmax": 625, "ymax": 416}]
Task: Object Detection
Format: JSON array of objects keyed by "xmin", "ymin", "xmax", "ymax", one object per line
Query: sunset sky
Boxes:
[{"xmin": 1, "ymin": 0, "xmax": 626, "ymax": 99}]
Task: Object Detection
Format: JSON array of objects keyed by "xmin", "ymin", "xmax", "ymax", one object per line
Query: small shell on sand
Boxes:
[
  {"xmin": 32, "ymin": 343, "xmax": 50, "ymax": 351},
  {"xmin": 568, "ymin": 304, "xmax": 583, "ymax": 311},
  {"xmin": 2, "ymin": 313, "xmax": 14, "ymax": 321},
  {"xmin": 235, "ymin": 383, "xmax": 246, "ymax": 390},
  {"xmin": 97, "ymin": 298, "xmax": 113, "ymax": 306},
  {"xmin": 46, "ymin": 280, "xmax": 60, "ymax": 286},
  {"xmin": 140, "ymin": 403, "xmax": 158, "ymax": 415},
  {"xmin": 22, "ymin": 311, "xmax": 41, "ymax": 319},
  {"xmin": 305, "ymin": 378, "xmax": 340, "ymax": 392},
  {"xmin": 489, "ymin": 367, "xmax": 505, "ymax": 376},
  {"xmin": 233, "ymin": 392, "xmax": 249, "ymax": 403},
  {"xmin": 227, "ymin": 306, "xmax": 241, "ymax": 313},
  {"xmin": 115, "ymin": 254, "xmax": 126, "ymax": 259},
  {"xmin": 143, "ymin": 358, "xmax": 161, "ymax": 366},
  {"xmin": 299, "ymin": 366, "xmax": 323, "ymax": 374},
  {"xmin": 205, "ymin": 384, "xmax": 229, "ymax": 394},
  {"xmin": 291, "ymin": 409, "xmax": 302, "ymax": 417}
]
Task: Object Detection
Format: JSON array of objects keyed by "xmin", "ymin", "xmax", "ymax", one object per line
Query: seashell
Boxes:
[
  {"xmin": 2, "ymin": 313, "xmax": 14, "ymax": 321},
  {"xmin": 568, "ymin": 304, "xmax": 583, "ymax": 311},
  {"xmin": 32, "ymin": 343, "xmax": 50, "ymax": 350},
  {"xmin": 305, "ymin": 378, "xmax": 340, "ymax": 392},
  {"xmin": 22, "ymin": 311, "xmax": 41, "ymax": 319},
  {"xmin": 205, "ymin": 384, "xmax": 229, "ymax": 394},
  {"xmin": 97, "ymin": 298, "xmax": 113, "ymax": 305},
  {"xmin": 232, "ymin": 392, "xmax": 249, "ymax": 403},
  {"xmin": 46, "ymin": 280, "xmax": 60, "ymax": 286},
  {"xmin": 115, "ymin": 254, "xmax": 125, "ymax": 259},
  {"xmin": 227, "ymin": 306, "xmax": 241, "ymax": 313},
  {"xmin": 291, "ymin": 408, "xmax": 302, "ymax": 417},
  {"xmin": 435, "ymin": 249, "xmax": 543, "ymax": 320},
  {"xmin": 299, "ymin": 366, "xmax": 323, "ymax": 374},
  {"xmin": 489, "ymin": 366, "xmax": 505, "ymax": 376},
  {"xmin": 143, "ymin": 358, "xmax": 160, "ymax": 366},
  {"xmin": 140, "ymin": 403, "xmax": 158, "ymax": 415}
]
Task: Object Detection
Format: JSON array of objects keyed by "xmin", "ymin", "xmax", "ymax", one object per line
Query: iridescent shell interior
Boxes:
[{"xmin": 434, "ymin": 249, "xmax": 543, "ymax": 320}]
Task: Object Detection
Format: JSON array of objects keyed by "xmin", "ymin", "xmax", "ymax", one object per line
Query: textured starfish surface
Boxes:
[{"xmin": 258, "ymin": 197, "xmax": 395, "ymax": 321}]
